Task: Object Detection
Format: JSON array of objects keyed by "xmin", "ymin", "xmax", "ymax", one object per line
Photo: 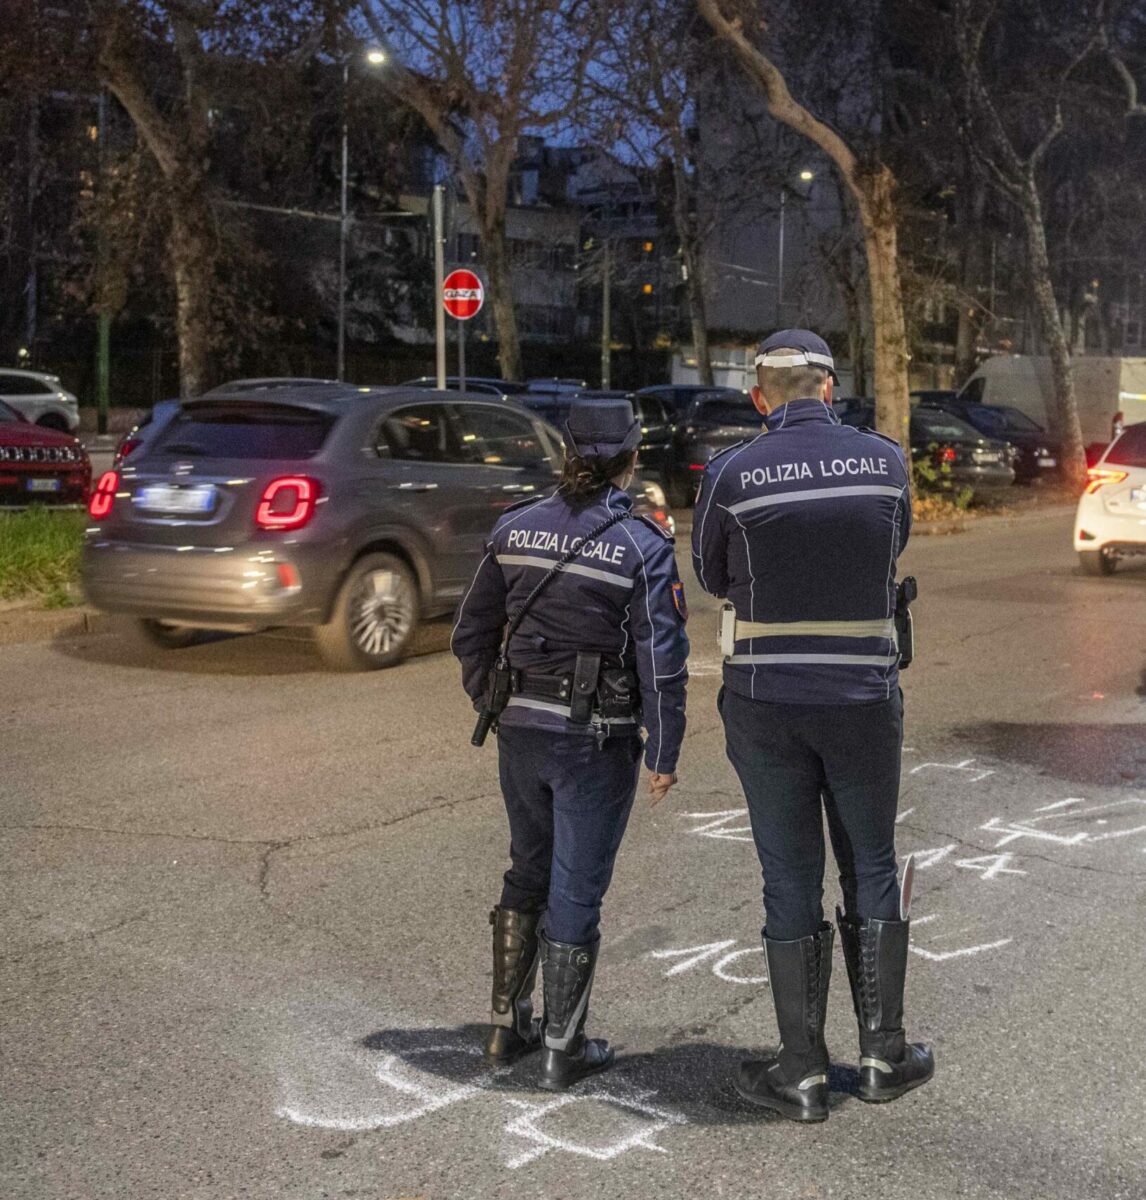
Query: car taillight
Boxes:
[
  {"xmin": 256, "ymin": 476, "xmax": 319, "ymax": 530},
  {"xmin": 1084, "ymin": 467, "xmax": 1128, "ymax": 494},
  {"xmin": 933, "ymin": 446, "xmax": 957, "ymax": 465},
  {"xmin": 117, "ymin": 437, "xmax": 142, "ymax": 462},
  {"xmin": 89, "ymin": 470, "xmax": 118, "ymax": 519}
]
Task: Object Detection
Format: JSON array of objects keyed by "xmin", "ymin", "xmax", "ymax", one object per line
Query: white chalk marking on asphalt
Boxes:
[
  {"xmin": 909, "ymin": 938, "xmax": 1013, "ymax": 962},
  {"xmin": 955, "ymin": 853, "xmax": 1027, "ymax": 880},
  {"xmin": 895, "ymin": 807, "xmax": 916, "ymax": 824},
  {"xmin": 911, "ymin": 914, "xmax": 939, "ymax": 926},
  {"xmin": 1024, "ymin": 798, "xmax": 1146, "ymax": 825},
  {"xmin": 1035, "ymin": 798, "xmax": 1086, "ymax": 812},
  {"xmin": 277, "ymin": 1044, "xmax": 485, "ymax": 1132},
  {"xmin": 906, "ymin": 844, "xmax": 958, "ymax": 869},
  {"xmin": 712, "ymin": 946, "xmax": 768, "ymax": 985},
  {"xmin": 682, "ymin": 810, "xmax": 755, "ymax": 842},
  {"xmin": 909, "ymin": 758, "xmax": 995, "ymax": 783},
  {"xmin": 1087, "ymin": 824, "xmax": 1146, "ymax": 842},
  {"xmin": 650, "ymin": 940, "xmax": 737, "ymax": 977},
  {"xmin": 980, "ymin": 817, "xmax": 1088, "ymax": 848},
  {"xmin": 503, "ymin": 1089, "xmax": 687, "ymax": 1168}
]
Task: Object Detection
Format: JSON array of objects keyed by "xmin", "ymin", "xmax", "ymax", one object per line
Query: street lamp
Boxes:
[
  {"xmin": 337, "ymin": 48, "xmax": 387, "ymax": 381},
  {"xmin": 777, "ymin": 168, "xmax": 815, "ymax": 326}
]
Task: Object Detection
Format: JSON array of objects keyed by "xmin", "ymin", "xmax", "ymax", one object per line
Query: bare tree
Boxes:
[
  {"xmin": 593, "ymin": 0, "xmax": 716, "ymax": 383},
  {"xmin": 360, "ymin": 0, "xmax": 603, "ymax": 382},
  {"xmin": 88, "ymin": 1, "xmax": 335, "ymax": 396},
  {"xmin": 695, "ymin": 0, "xmax": 911, "ymax": 452}
]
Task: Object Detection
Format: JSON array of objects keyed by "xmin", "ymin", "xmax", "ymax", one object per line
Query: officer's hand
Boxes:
[{"xmin": 647, "ymin": 771, "xmax": 678, "ymax": 807}]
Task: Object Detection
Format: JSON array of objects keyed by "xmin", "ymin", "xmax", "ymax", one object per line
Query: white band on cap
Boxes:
[{"xmin": 754, "ymin": 351, "xmax": 835, "ymax": 371}]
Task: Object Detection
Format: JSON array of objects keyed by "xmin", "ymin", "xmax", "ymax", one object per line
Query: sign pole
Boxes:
[
  {"xmin": 458, "ymin": 318, "xmax": 466, "ymax": 394},
  {"xmin": 433, "ymin": 185, "xmax": 446, "ymax": 389}
]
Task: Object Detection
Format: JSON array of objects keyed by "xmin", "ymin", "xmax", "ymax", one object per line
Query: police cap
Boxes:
[
  {"xmin": 563, "ymin": 398, "xmax": 642, "ymax": 459},
  {"xmin": 755, "ymin": 329, "xmax": 839, "ymax": 382}
]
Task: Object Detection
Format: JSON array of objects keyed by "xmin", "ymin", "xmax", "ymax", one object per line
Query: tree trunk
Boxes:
[
  {"xmin": 1020, "ymin": 176, "xmax": 1086, "ymax": 485},
  {"xmin": 669, "ymin": 154, "xmax": 713, "ymax": 385},
  {"xmin": 480, "ymin": 213, "xmax": 521, "ymax": 382},
  {"xmin": 856, "ymin": 168, "xmax": 911, "ymax": 452},
  {"xmin": 168, "ymin": 184, "xmax": 215, "ymax": 397}
]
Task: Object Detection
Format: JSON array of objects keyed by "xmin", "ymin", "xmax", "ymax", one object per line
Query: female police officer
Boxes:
[{"xmin": 452, "ymin": 397, "xmax": 688, "ymax": 1090}]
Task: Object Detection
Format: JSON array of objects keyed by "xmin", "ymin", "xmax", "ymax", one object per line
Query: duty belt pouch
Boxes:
[
  {"xmin": 597, "ymin": 668, "xmax": 639, "ymax": 720},
  {"xmin": 570, "ymin": 653, "xmax": 602, "ymax": 724}
]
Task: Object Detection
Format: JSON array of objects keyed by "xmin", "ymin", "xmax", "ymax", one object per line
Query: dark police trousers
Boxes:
[
  {"xmin": 497, "ymin": 726, "xmax": 641, "ymax": 945},
  {"xmin": 719, "ymin": 687, "xmax": 903, "ymax": 940}
]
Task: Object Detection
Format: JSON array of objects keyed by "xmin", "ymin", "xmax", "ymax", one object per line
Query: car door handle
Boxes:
[{"xmin": 392, "ymin": 481, "xmax": 438, "ymax": 492}]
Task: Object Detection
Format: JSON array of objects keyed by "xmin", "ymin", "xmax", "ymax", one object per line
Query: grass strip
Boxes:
[{"xmin": 0, "ymin": 508, "xmax": 87, "ymax": 608}]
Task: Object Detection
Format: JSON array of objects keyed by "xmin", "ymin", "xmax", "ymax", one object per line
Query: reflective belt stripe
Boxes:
[
  {"xmin": 496, "ymin": 553, "xmax": 634, "ymax": 590},
  {"xmin": 734, "ymin": 617, "xmax": 896, "ymax": 640},
  {"xmin": 505, "ymin": 697, "xmax": 638, "ymax": 724},
  {"xmin": 727, "ymin": 484, "xmax": 902, "ymax": 516},
  {"xmin": 726, "ymin": 653, "xmax": 898, "ymax": 666}
]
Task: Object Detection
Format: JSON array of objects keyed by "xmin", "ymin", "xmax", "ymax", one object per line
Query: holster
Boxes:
[
  {"xmin": 895, "ymin": 577, "xmax": 918, "ymax": 670},
  {"xmin": 570, "ymin": 653, "xmax": 602, "ymax": 725}
]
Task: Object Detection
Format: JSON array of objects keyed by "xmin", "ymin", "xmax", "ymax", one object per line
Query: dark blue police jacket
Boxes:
[
  {"xmin": 691, "ymin": 398, "xmax": 911, "ymax": 705},
  {"xmin": 452, "ymin": 485, "xmax": 689, "ymax": 773}
]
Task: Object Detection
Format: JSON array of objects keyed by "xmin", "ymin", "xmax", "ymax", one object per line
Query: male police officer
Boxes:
[
  {"xmin": 692, "ymin": 330, "xmax": 933, "ymax": 1123},
  {"xmin": 453, "ymin": 398, "xmax": 687, "ymax": 1088}
]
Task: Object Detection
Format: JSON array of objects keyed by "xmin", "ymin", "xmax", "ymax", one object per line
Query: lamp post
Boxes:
[
  {"xmin": 776, "ymin": 168, "xmax": 815, "ymax": 327},
  {"xmin": 336, "ymin": 48, "xmax": 386, "ymax": 382}
]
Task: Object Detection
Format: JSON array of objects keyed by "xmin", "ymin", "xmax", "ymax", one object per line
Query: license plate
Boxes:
[
  {"xmin": 26, "ymin": 477, "xmax": 61, "ymax": 493},
  {"xmin": 1038, "ymin": 456, "xmax": 1057, "ymax": 467},
  {"xmin": 972, "ymin": 450, "xmax": 1001, "ymax": 465},
  {"xmin": 136, "ymin": 483, "xmax": 216, "ymax": 514},
  {"xmin": 1132, "ymin": 488, "xmax": 1145, "ymax": 503}
]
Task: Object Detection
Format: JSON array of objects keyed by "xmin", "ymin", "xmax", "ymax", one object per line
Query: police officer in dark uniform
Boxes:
[
  {"xmin": 692, "ymin": 330, "xmax": 933, "ymax": 1123},
  {"xmin": 453, "ymin": 397, "xmax": 688, "ymax": 1090}
]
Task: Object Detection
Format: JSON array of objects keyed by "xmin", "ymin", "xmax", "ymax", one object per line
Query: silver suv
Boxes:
[
  {"xmin": 82, "ymin": 385, "xmax": 668, "ymax": 670},
  {"xmin": 0, "ymin": 369, "xmax": 80, "ymax": 432}
]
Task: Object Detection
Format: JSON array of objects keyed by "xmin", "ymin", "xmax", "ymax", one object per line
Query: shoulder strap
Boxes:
[{"xmin": 499, "ymin": 507, "xmax": 630, "ymax": 657}]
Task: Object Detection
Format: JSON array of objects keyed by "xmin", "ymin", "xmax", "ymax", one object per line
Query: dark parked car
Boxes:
[
  {"xmin": 914, "ymin": 395, "xmax": 1059, "ymax": 482},
  {"xmin": 82, "ymin": 386, "xmax": 671, "ymax": 670},
  {"xmin": 835, "ymin": 400, "xmax": 1015, "ymax": 495},
  {"xmin": 0, "ymin": 398, "xmax": 90, "ymax": 505},
  {"xmin": 114, "ymin": 398, "xmax": 182, "ymax": 466},
  {"xmin": 637, "ymin": 384, "xmax": 747, "ymax": 419},
  {"xmin": 202, "ymin": 377, "xmax": 340, "ymax": 395},
  {"xmin": 661, "ymin": 388, "xmax": 761, "ymax": 506}
]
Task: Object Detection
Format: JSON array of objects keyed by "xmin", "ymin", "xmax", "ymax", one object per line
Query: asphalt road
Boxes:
[{"xmin": 4, "ymin": 507, "xmax": 1146, "ymax": 1200}]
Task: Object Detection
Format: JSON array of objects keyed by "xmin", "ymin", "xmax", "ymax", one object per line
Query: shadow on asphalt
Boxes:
[
  {"xmin": 359, "ymin": 1024, "xmax": 860, "ymax": 1123},
  {"xmin": 955, "ymin": 721, "xmax": 1146, "ymax": 786},
  {"xmin": 47, "ymin": 616, "xmax": 455, "ymax": 677}
]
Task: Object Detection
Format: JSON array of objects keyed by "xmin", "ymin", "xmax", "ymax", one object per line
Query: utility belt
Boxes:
[{"xmin": 511, "ymin": 652, "xmax": 640, "ymax": 725}]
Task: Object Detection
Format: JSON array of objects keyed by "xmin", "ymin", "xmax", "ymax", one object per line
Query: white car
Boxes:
[
  {"xmin": 0, "ymin": 369, "xmax": 80, "ymax": 432},
  {"xmin": 1074, "ymin": 422, "xmax": 1146, "ymax": 575}
]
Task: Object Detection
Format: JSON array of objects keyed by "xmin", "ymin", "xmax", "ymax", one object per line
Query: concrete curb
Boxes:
[{"xmin": 0, "ymin": 605, "xmax": 113, "ymax": 647}]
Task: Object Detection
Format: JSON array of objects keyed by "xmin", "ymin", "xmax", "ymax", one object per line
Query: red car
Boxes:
[{"xmin": 0, "ymin": 398, "xmax": 91, "ymax": 505}]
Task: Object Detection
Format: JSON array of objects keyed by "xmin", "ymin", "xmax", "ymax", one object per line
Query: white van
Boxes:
[{"xmin": 958, "ymin": 356, "xmax": 1146, "ymax": 447}]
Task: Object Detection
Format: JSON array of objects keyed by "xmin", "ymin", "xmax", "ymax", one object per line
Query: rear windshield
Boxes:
[
  {"xmin": 692, "ymin": 394, "xmax": 758, "ymax": 426},
  {"xmin": 148, "ymin": 403, "xmax": 335, "ymax": 459},
  {"xmin": 912, "ymin": 409, "xmax": 980, "ymax": 441},
  {"xmin": 1106, "ymin": 423, "xmax": 1146, "ymax": 467}
]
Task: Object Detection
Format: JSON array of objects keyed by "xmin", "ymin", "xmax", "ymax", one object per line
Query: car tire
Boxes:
[
  {"xmin": 132, "ymin": 618, "xmax": 204, "ymax": 649},
  {"xmin": 1079, "ymin": 549, "xmax": 1116, "ymax": 576},
  {"xmin": 36, "ymin": 413, "xmax": 69, "ymax": 433},
  {"xmin": 315, "ymin": 552, "xmax": 420, "ymax": 671}
]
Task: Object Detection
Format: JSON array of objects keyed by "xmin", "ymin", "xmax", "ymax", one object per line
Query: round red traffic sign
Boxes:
[{"xmin": 442, "ymin": 269, "xmax": 484, "ymax": 320}]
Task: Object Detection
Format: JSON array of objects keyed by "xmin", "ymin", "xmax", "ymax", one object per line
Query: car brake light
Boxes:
[
  {"xmin": 688, "ymin": 462, "xmax": 707, "ymax": 471},
  {"xmin": 89, "ymin": 470, "xmax": 118, "ymax": 519},
  {"xmin": 256, "ymin": 476, "xmax": 319, "ymax": 530},
  {"xmin": 117, "ymin": 437, "xmax": 142, "ymax": 461},
  {"xmin": 934, "ymin": 446, "xmax": 957, "ymax": 465},
  {"xmin": 1084, "ymin": 467, "xmax": 1128, "ymax": 494}
]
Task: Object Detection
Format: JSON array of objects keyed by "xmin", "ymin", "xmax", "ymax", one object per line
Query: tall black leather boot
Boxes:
[
  {"xmin": 735, "ymin": 922, "xmax": 833, "ymax": 1123},
  {"xmin": 538, "ymin": 933, "xmax": 614, "ymax": 1090},
  {"xmin": 837, "ymin": 907, "xmax": 935, "ymax": 1102},
  {"xmin": 484, "ymin": 907, "xmax": 543, "ymax": 1066}
]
